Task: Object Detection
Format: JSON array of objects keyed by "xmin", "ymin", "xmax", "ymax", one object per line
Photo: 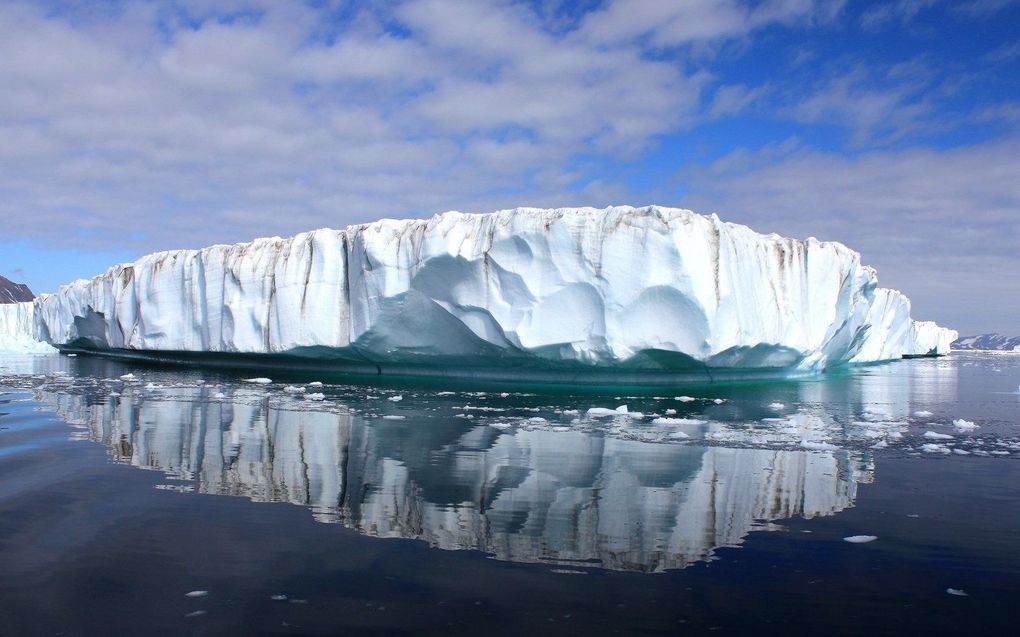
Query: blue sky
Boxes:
[{"xmin": 1, "ymin": 0, "xmax": 1018, "ymax": 334}]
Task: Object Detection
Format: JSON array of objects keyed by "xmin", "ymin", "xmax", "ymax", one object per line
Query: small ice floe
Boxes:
[
  {"xmin": 652, "ymin": 417, "xmax": 706, "ymax": 425},
  {"xmin": 382, "ymin": 415, "xmax": 405, "ymax": 420},
  {"xmin": 119, "ymin": 373, "xmax": 137, "ymax": 380},
  {"xmin": 768, "ymin": 402, "xmax": 785, "ymax": 410},
  {"xmin": 109, "ymin": 392, "xmax": 121, "ymax": 398},
  {"xmin": 675, "ymin": 396, "xmax": 696, "ymax": 402},
  {"xmin": 843, "ymin": 535, "xmax": 877, "ymax": 544},
  {"xmin": 668, "ymin": 431, "xmax": 690, "ymax": 439},
  {"xmin": 946, "ymin": 588, "xmax": 968, "ymax": 597},
  {"xmin": 872, "ymin": 440, "xmax": 889, "ymax": 449},
  {"xmin": 921, "ymin": 443, "xmax": 951, "ymax": 454},
  {"xmin": 913, "ymin": 410, "xmax": 934, "ymax": 418},
  {"xmin": 145, "ymin": 382, "xmax": 162, "ymax": 391},
  {"xmin": 552, "ymin": 426, "xmax": 571, "ymax": 432},
  {"xmin": 587, "ymin": 405, "xmax": 631, "ymax": 417},
  {"xmin": 243, "ymin": 377, "xmax": 272, "ymax": 384},
  {"xmin": 499, "ymin": 392, "xmax": 510, "ymax": 397},
  {"xmin": 185, "ymin": 590, "xmax": 209, "ymax": 597},
  {"xmin": 664, "ymin": 408, "xmax": 677, "ymax": 415},
  {"xmin": 388, "ymin": 395, "xmax": 403, "ymax": 402},
  {"xmin": 213, "ymin": 392, "xmax": 226, "ymax": 399},
  {"xmin": 270, "ymin": 594, "xmax": 288, "ymax": 601},
  {"xmin": 304, "ymin": 392, "xmax": 326, "ymax": 401},
  {"xmin": 308, "ymin": 381, "xmax": 323, "ymax": 387},
  {"xmin": 528, "ymin": 417, "xmax": 547, "ymax": 423},
  {"xmin": 66, "ymin": 353, "xmax": 77, "ymax": 357},
  {"xmin": 952, "ymin": 448, "xmax": 971, "ymax": 455},
  {"xmin": 561, "ymin": 409, "xmax": 579, "ymax": 415},
  {"xmin": 800, "ymin": 440, "xmax": 837, "ymax": 451},
  {"xmin": 283, "ymin": 385, "xmax": 306, "ymax": 394},
  {"xmin": 924, "ymin": 431, "xmax": 954, "ymax": 440},
  {"xmin": 489, "ymin": 422, "xmax": 513, "ymax": 430},
  {"xmin": 185, "ymin": 610, "xmax": 207, "ymax": 618},
  {"xmin": 952, "ymin": 419, "xmax": 978, "ymax": 431},
  {"xmin": 713, "ymin": 398, "xmax": 724, "ymax": 404}
]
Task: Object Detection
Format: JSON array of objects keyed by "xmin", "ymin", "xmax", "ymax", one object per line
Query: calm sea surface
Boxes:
[{"xmin": 1, "ymin": 351, "xmax": 1018, "ymax": 635}]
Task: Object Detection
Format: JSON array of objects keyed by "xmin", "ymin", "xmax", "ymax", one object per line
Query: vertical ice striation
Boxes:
[{"xmin": 33, "ymin": 206, "xmax": 956, "ymax": 377}]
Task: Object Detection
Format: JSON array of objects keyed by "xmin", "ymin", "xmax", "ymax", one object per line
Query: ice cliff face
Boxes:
[
  {"xmin": 34, "ymin": 206, "xmax": 956, "ymax": 377},
  {"xmin": 0, "ymin": 302, "xmax": 55, "ymax": 353}
]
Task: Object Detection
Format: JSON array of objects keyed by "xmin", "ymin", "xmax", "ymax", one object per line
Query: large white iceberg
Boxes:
[{"xmin": 33, "ymin": 206, "xmax": 955, "ymax": 381}]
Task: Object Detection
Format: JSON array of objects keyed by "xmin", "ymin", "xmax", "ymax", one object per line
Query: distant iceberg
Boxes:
[
  {"xmin": 32, "ymin": 206, "xmax": 955, "ymax": 381},
  {"xmin": 0, "ymin": 302, "xmax": 55, "ymax": 353}
]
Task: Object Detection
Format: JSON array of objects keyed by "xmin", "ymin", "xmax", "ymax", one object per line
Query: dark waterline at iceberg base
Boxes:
[{"xmin": 1, "ymin": 352, "xmax": 1018, "ymax": 635}]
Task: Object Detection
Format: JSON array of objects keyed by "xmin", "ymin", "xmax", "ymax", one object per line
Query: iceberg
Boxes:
[
  {"xmin": 0, "ymin": 301, "xmax": 56, "ymax": 353},
  {"xmin": 33, "ymin": 206, "xmax": 955, "ymax": 382}
]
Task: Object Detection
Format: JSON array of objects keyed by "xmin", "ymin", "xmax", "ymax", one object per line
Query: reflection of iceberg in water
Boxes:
[{"xmin": 37, "ymin": 386, "xmax": 873, "ymax": 572}]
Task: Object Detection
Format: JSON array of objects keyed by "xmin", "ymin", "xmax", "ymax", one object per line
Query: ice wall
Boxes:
[{"xmin": 34, "ymin": 206, "xmax": 957, "ymax": 375}]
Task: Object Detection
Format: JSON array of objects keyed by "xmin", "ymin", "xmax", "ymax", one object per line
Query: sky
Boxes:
[{"xmin": 1, "ymin": 0, "xmax": 1018, "ymax": 335}]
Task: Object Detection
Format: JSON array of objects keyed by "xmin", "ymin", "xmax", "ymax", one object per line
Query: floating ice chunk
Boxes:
[
  {"xmin": 653, "ymin": 417, "xmax": 706, "ymax": 425},
  {"xmin": 382, "ymin": 415, "xmax": 405, "ymax": 420},
  {"xmin": 843, "ymin": 535, "xmax": 877, "ymax": 543},
  {"xmin": 552, "ymin": 426, "xmax": 571, "ymax": 432},
  {"xmin": 768, "ymin": 402, "xmax": 785, "ymax": 410},
  {"xmin": 946, "ymin": 588, "xmax": 968, "ymax": 597},
  {"xmin": 185, "ymin": 590, "xmax": 209, "ymax": 597},
  {"xmin": 675, "ymin": 396, "xmax": 696, "ymax": 402},
  {"xmin": 800, "ymin": 440, "xmax": 837, "ymax": 451},
  {"xmin": 308, "ymin": 381, "xmax": 323, "ymax": 387},
  {"xmin": 562, "ymin": 409, "xmax": 579, "ymax": 415},
  {"xmin": 388, "ymin": 395, "xmax": 403, "ymax": 402},
  {"xmin": 243, "ymin": 377, "xmax": 272, "ymax": 384},
  {"xmin": 213, "ymin": 392, "xmax": 226, "ymax": 399},
  {"xmin": 668, "ymin": 431, "xmax": 690, "ymax": 439},
  {"xmin": 109, "ymin": 392, "xmax": 121, "ymax": 397},
  {"xmin": 664, "ymin": 409, "xmax": 677, "ymax": 415},
  {"xmin": 283, "ymin": 385, "xmax": 306, "ymax": 394},
  {"xmin": 185, "ymin": 610, "xmax": 207, "ymax": 618},
  {"xmin": 713, "ymin": 398, "xmax": 725, "ymax": 404},
  {"xmin": 305, "ymin": 392, "xmax": 326, "ymax": 401},
  {"xmin": 587, "ymin": 405, "xmax": 630, "ymax": 417},
  {"xmin": 952, "ymin": 419, "xmax": 978, "ymax": 431},
  {"xmin": 924, "ymin": 431, "xmax": 954, "ymax": 440},
  {"xmin": 921, "ymin": 443, "xmax": 951, "ymax": 454},
  {"xmin": 913, "ymin": 410, "xmax": 934, "ymax": 418},
  {"xmin": 952, "ymin": 448, "xmax": 970, "ymax": 455},
  {"xmin": 66, "ymin": 353, "xmax": 77, "ymax": 357},
  {"xmin": 872, "ymin": 440, "xmax": 888, "ymax": 448},
  {"xmin": 119, "ymin": 373, "xmax": 136, "ymax": 380},
  {"xmin": 270, "ymin": 594, "xmax": 288, "ymax": 601},
  {"xmin": 489, "ymin": 422, "xmax": 512, "ymax": 429}
]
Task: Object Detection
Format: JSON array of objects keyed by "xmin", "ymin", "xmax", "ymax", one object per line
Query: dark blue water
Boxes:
[{"xmin": 0, "ymin": 352, "xmax": 1018, "ymax": 635}]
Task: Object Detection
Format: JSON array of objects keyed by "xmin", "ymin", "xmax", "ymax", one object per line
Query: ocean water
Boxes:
[{"xmin": 0, "ymin": 351, "xmax": 1018, "ymax": 635}]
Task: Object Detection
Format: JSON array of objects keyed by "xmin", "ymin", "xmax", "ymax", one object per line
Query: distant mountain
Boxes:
[
  {"xmin": 0, "ymin": 275, "xmax": 34, "ymax": 304},
  {"xmin": 953, "ymin": 334, "xmax": 1020, "ymax": 351}
]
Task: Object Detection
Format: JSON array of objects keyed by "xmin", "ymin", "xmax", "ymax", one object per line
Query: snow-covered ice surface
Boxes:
[{"xmin": 32, "ymin": 206, "xmax": 955, "ymax": 382}]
